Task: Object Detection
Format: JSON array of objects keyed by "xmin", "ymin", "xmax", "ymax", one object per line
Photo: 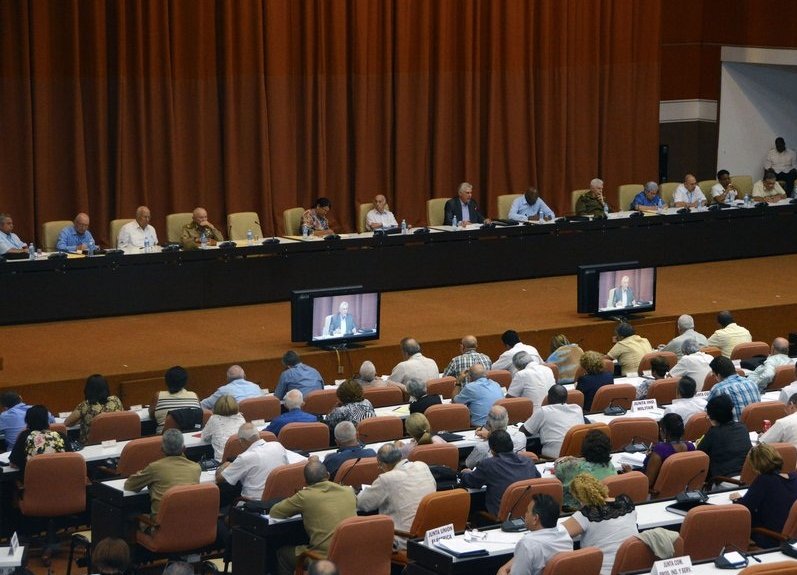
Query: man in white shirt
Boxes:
[
  {"xmin": 706, "ymin": 311, "xmax": 752, "ymax": 358},
  {"xmin": 0, "ymin": 214, "xmax": 28, "ymax": 255},
  {"xmin": 507, "ymin": 352, "xmax": 556, "ymax": 408},
  {"xmin": 521, "ymin": 385, "xmax": 585, "ymax": 459},
  {"xmin": 759, "ymin": 394, "xmax": 797, "ymax": 446},
  {"xmin": 673, "ymin": 173, "xmax": 707, "ymax": 208},
  {"xmin": 661, "ymin": 315, "xmax": 708, "ymax": 359},
  {"xmin": 748, "ymin": 337, "xmax": 792, "ymax": 392},
  {"xmin": 215, "ymin": 422, "xmax": 288, "ymax": 499},
  {"xmin": 764, "ymin": 137, "xmax": 797, "ymax": 195},
  {"xmin": 389, "ymin": 338, "xmax": 439, "ymax": 385},
  {"xmin": 752, "ymin": 170, "xmax": 787, "ymax": 204},
  {"xmin": 365, "ymin": 194, "xmax": 399, "ymax": 230},
  {"xmin": 710, "ymin": 170, "xmax": 739, "ymax": 204},
  {"xmin": 670, "ymin": 339, "xmax": 714, "ymax": 391},
  {"xmin": 779, "ymin": 365, "xmax": 797, "ymax": 403},
  {"xmin": 117, "ymin": 205, "xmax": 158, "ymax": 250},
  {"xmin": 465, "ymin": 405, "xmax": 527, "ymax": 468},
  {"xmin": 664, "ymin": 376, "xmax": 706, "ymax": 423},
  {"xmin": 492, "ymin": 330, "xmax": 542, "ymax": 376}
]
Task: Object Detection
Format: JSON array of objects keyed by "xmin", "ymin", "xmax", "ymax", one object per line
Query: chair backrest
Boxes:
[
  {"xmin": 731, "ymin": 341, "xmax": 769, "ymax": 361},
  {"xmin": 617, "ymin": 183, "xmax": 644, "ymax": 211},
  {"xmin": 426, "ymin": 198, "xmax": 449, "ymax": 226},
  {"xmin": 277, "ymin": 422, "xmax": 330, "ymax": 451},
  {"xmin": 41, "ymin": 220, "xmax": 73, "ymax": 251},
  {"xmin": 646, "ymin": 377, "xmax": 679, "ymax": 406},
  {"xmin": 608, "ymin": 417, "xmax": 659, "ymax": 452},
  {"xmin": 697, "ymin": 179, "xmax": 717, "ymax": 202},
  {"xmin": 408, "ymin": 489, "xmax": 470, "ymax": 537},
  {"xmin": 362, "ymin": 386, "xmax": 404, "ymax": 408},
  {"xmin": 738, "ymin": 442, "xmax": 797, "ymax": 485},
  {"xmin": 683, "ymin": 412, "xmax": 711, "ymax": 441},
  {"xmin": 741, "ymin": 401, "xmax": 787, "ymax": 433},
  {"xmin": 109, "ymin": 218, "xmax": 134, "ymax": 248},
  {"xmin": 497, "ymin": 477, "xmax": 564, "ymax": 521},
  {"xmin": 282, "ymin": 207, "xmax": 305, "ymax": 236},
  {"xmin": 589, "ymin": 384, "xmax": 636, "ymax": 413},
  {"xmin": 166, "ymin": 212, "xmax": 192, "ymax": 243},
  {"xmin": 730, "ymin": 174, "xmax": 753, "ymax": 196},
  {"xmin": 424, "ymin": 403, "xmax": 472, "ymax": 432},
  {"xmin": 261, "ymin": 461, "xmax": 307, "ymax": 501},
  {"xmin": 771, "ymin": 364, "xmax": 797, "ymax": 391},
  {"xmin": 571, "ymin": 189, "xmax": 589, "ymax": 213},
  {"xmin": 327, "ymin": 515, "xmax": 394, "ymax": 575},
  {"xmin": 779, "ymin": 499, "xmax": 797, "ymax": 540},
  {"xmin": 659, "ymin": 182, "xmax": 679, "ymax": 207},
  {"xmin": 542, "ymin": 362, "xmax": 560, "ymax": 383},
  {"xmin": 358, "ymin": 202, "xmax": 374, "ymax": 233},
  {"xmin": 49, "ymin": 423, "xmax": 68, "ymax": 436},
  {"xmin": 700, "ymin": 346, "xmax": 722, "ymax": 358},
  {"xmin": 485, "ymin": 369, "xmax": 512, "ymax": 388},
  {"xmin": 542, "ymin": 547, "xmax": 603, "ymax": 575},
  {"xmin": 227, "ymin": 211, "xmax": 263, "ymax": 241},
  {"xmin": 426, "ymin": 377, "xmax": 457, "ymax": 399},
  {"xmin": 221, "ymin": 431, "xmax": 278, "ymax": 462},
  {"xmin": 18, "ymin": 452, "xmax": 87, "ymax": 517},
  {"xmin": 703, "ymin": 371, "xmax": 720, "ymax": 392},
  {"xmin": 558, "ymin": 423, "xmax": 611, "ymax": 458},
  {"xmin": 407, "ymin": 443, "xmax": 459, "ymax": 470},
  {"xmin": 739, "ymin": 561, "xmax": 797, "ymax": 575},
  {"xmin": 357, "ymin": 416, "xmax": 405, "ymax": 443},
  {"xmin": 602, "ymin": 471, "xmax": 649, "ymax": 504},
  {"xmin": 650, "ymin": 450, "xmax": 709, "ymax": 499},
  {"xmin": 140, "ymin": 483, "xmax": 220, "ymax": 553},
  {"xmin": 493, "ymin": 397, "xmax": 533, "ymax": 424},
  {"xmin": 335, "ymin": 457, "xmax": 380, "ymax": 489},
  {"xmin": 496, "ymin": 194, "xmax": 522, "ymax": 219},
  {"xmin": 610, "ymin": 535, "xmax": 684, "ymax": 575},
  {"xmin": 162, "ymin": 407, "xmax": 208, "ymax": 432},
  {"xmin": 544, "ymin": 389, "xmax": 585, "ymax": 408},
  {"xmin": 117, "ymin": 436, "xmax": 165, "ymax": 477},
  {"xmin": 637, "ymin": 351, "xmax": 678, "ymax": 375},
  {"xmin": 303, "ymin": 389, "xmax": 339, "ymax": 416},
  {"xmin": 681, "ymin": 504, "xmax": 751, "ymax": 561},
  {"xmin": 574, "ymin": 358, "xmax": 615, "ymax": 381},
  {"xmin": 238, "ymin": 396, "xmax": 281, "ymax": 422},
  {"xmin": 87, "ymin": 411, "xmax": 142, "ymax": 444}
]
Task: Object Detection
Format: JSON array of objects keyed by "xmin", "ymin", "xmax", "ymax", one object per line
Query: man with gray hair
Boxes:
[
  {"xmin": 630, "ymin": 181, "xmax": 667, "ymax": 212},
  {"xmin": 356, "ymin": 443, "xmax": 436, "ymax": 550},
  {"xmin": 266, "ymin": 389, "xmax": 318, "ymax": 436},
  {"xmin": 747, "ymin": 337, "xmax": 792, "ymax": 392},
  {"xmin": 322, "ymin": 421, "xmax": 376, "ymax": 480},
  {"xmin": 0, "ymin": 213, "xmax": 28, "ymax": 255},
  {"xmin": 117, "ymin": 205, "xmax": 158, "ymax": 250},
  {"xmin": 162, "ymin": 562, "xmax": 194, "ymax": 575},
  {"xmin": 506, "ymin": 351, "xmax": 556, "ymax": 409},
  {"xmin": 354, "ymin": 360, "xmax": 381, "ymax": 388},
  {"xmin": 661, "ymin": 314, "xmax": 708, "ymax": 359},
  {"xmin": 669, "ymin": 339, "xmax": 713, "ymax": 391},
  {"xmin": 465, "ymin": 405, "xmax": 528, "ymax": 468},
  {"xmin": 452, "ymin": 364, "xmax": 503, "ymax": 426},
  {"xmin": 407, "ymin": 378, "xmax": 442, "ymax": 414},
  {"xmin": 201, "ymin": 364, "xmax": 262, "ymax": 408},
  {"xmin": 124, "ymin": 428, "xmax": 201, "ymax": 516},
  {"xmin": 389, "ymin": 337, "xmax": 440, "ymax": 385},
  {"xmin": 216, "ymin": 422, "xmax": 289, "ymax": 499},
  {"xmin": 443, "ymin": 181, "xmax": 488, "ymax": 226},
  {"xmin": 274, "ymin": 350, "xmax": 324, "ymax": 400},
  {"xmin": 576, "ymin": 178, "xmax": 610, "ymax": 218}
]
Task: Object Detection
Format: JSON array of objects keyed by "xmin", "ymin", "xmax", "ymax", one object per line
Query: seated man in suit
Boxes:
[
  {"xmin": 443, "ymin": 182, "xmax": 490, "ymax": 226},
  {"xmin": 328, "ymin": 301, "xmax": 358, "ymax": 336},
  {"xmin": 606, "ymin": 275, "xmax": 635, "ymax": 308}
]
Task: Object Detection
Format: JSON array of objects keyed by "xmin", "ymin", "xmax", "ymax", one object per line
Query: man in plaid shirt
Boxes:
[
  {"xmin": 442, "ymin": 335, "xmax": 492, "ymax": 384},
  {"xmin": 707, "ymin": 355, "xmax": 760, "ymax": 421}
]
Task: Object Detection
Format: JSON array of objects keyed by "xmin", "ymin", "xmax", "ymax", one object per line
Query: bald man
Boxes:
[
  {"xmin": 747, "ymin": 337, "xmax": 792, "ymax": 392},
  {"xmin": 442, "ymin": 335, "xmax": 493, "ymax": 384},
  {"xmin": 673, "ymin": 173, "xmax": 707, "ymax": 208},
  {"xmin": 180, "ymin": 207, "xmax": 223, "ymax": 250},
  {"xmin": 118, "ymin": 206, "xmax": 159, "ymax": 250},
  {"xmin": 366, "ymin": 194, "xmax": 398, "ymax": 230},
  {"xmin": 57, "ymin": 213, "xmax": 95, "ymax": 252}
]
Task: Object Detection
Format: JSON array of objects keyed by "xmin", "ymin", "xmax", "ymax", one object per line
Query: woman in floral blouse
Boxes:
[
  {"xmin": 9, "ymin": 404, "xmax": 68, "ymax": 475},
  {"xmin": 326, "ymin": 379, "xmax": 376, "ymax": 431},
  {"xmin": 64, "ymin": 374, "xmax": 123, "ymax": 443}
]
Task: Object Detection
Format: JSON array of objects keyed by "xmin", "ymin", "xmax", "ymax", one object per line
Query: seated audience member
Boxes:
[
  {"xmin": 9, "ymin": 404, "xmax": 68, "ymax": 476},
  {"xmin": 200, "ymin": 364, "xmax": 262, "ymax": 409},
  {"xmin": 56, "ymin": 212, "xmax": 95, "ymax": 252},
  {"xmin": 124, "ymin": 429, "xmax": 201, "ymax": 516},
  {"xmin": 765, "ymin": 136, "xmax": 797, "ymax": 195},
  {"xmin": 706, "ymin": 310, "xmax": 752, "ymax": 358},
  {"xmin": 366, "ymin": 194, "xmax": 399, "ymax": 230},
  {"xmin": 0, "ymin": 213, "xmax": 28, "ymax": 254},
  {"xmin": 117, "ymin": 205, "xmax": 158, "ymax": 250},
  {"xmin": 747, "ymin": 337, "xmax": 791, "ymax": 392},
  {"xmin": 442, "ymin": 335, "xmax": 493, "ymax": 383},
  {"xmin": 406, "ymin": 378, "xmax": 442, "ymax": 414},
  {"xmin": 606, "ymin": 322, "xmax": 652, "ymax": 376},
  {"xmin": 465, "ymin": 405, "xmax": 527, "ymax": 468},
  {"xmin": 522, "ymin": 385, "xmax": 585, "ymax": 459},
  {"xmin": 779, "ymin": 365, "xmax": 797, "ymax": 404},
  {"xmin": 149, "ymin": 365, "xmax": 200, "ymax": 434},
  {"xmin": 443, "ymin": 181, "xmax": 488, "ymax": 226},
  {"xmin": 179, "ymin": 207, "xmax": 224, "ymax": 250},
  {"xmin": 669, "ymin": 339, "xmax": 713, "ymax": 391},
  {"xmin": 635, "ymin": 356, "xmax": 670, "ymax": 400},
  {"xmin": 201, "ymin": 395, "xmax": 246, "ymax": 461},
  {"xmin": 352, "ymin": 360, "xmax": 383, "ymax": 389},
  {"xmin": 706, "ymin": 355, "xmax": 760, "ymax": 421},
  {"xmin": 216, "ymin": 422, "xmax": 288, "ymax": 500},
  {"xmin": 661, "ymin": 314, "xmax": 708, "ymax": 359},
  {"xmin": 0, "ymin": 392, "xmax": 54, "ymax": 451},
  {"xmin": 389, "ymin": 337, "xmax": 440, "ymax": 386},
  {"xmin": 274, "ymin": 350, "xmax": 324, "ymax": 400},
  {"xmin": 309, "ymin": 561, "xmax": 339, "ymax": 575},
  {"xmin": 641, "ymin": 413, "xmax": 694, "ymax": 487},
  {"xmin": 710, "ymin": 169, "xmax": 739, "ymax": 204},
  {"xmin": 323, "ymin": 421, "xmax": 376, "ymax": 480},
  {"xmin": 699, "ymin": 394, "xmax": 752, "ymax": 482},
  {"xmin": 266, "ymin": 389, "xmax": 318, "ymax": 436},
  {"xmin": 759, "ymin": 393, "xmax": 797, "ymax": 445},
  {"xmin": 663, "ymin": 376, "xmax": 706, "ymax": 422},
  {"xmin": 302, "ymin": 197, "xmax": 334, "ymax": 236},
  {"xmin": 508, "ymin": 186, "xmax": 556, "ymax": 222},
  {"xmin": 545, "ymin": 334, "xmax": 584, "ymax": 384},
  {"xmin": 753, "ymin": 170, "xmax": 787, "ymax": 203},
  {"xmin": 630, "ymin": 181, "xmax": 666, "ymax": 212},
  {"xmin": 460, "ymin": 430, "xmax": 540, "ymax": 517},
  {"xmin": 162, "ymin": 562, "xmax": 194, "ymax": 575},
  {"xmin": 493, "ymin": 329, "xmax": 542, "ymax": 375},
  {"xmin": 672, "ymin": 173, "xmax": 707, "ymax": 208},
  {"xmin": 271, "ymin": 458, "xmax": 356, "ymax": 575},
  {"xmin": 92, "ymin": 537, "xmax": 131, "ymax": 575},
  {"xmin": 325, "ymin": 380, "xmax": 376, "ymax": 431},
  {"xmin": 397, "ymin": 413, "xmax": 445, "ymax": 458},
  {"xmin": 563, "ymin": 473, "xmax": 638, "ymax": 575},
  {"xmin": 451, "ymin": 364, "xmax": 503, "ymax": 427},
  {"xmin": 576, "ymin": 351, "xmax": 614, "ymax": 411},
  {"xmin": 64, "ymin": 374, "xmax": 123, "ymax": 444},
  {"xmin": 507, "ymin": 352, "xmax": 556, "ymax": 408},
  {"xmin": 575, "ymin": 178, "xmax": 610, "ymax": 218},
  {"xmin": 730, "ymin": 443, "xmax": 797, "ymax": 548},
  {"xmin": 356, "ymin": 443, "xmax": 436, "ymax": 550},
  {"xmin": 496, "ymin": 494, "xmax": 574, "ymax": 575},
  {"xmin": 555, "ymin": 429, "xmax": 616, "ymax": 511}
]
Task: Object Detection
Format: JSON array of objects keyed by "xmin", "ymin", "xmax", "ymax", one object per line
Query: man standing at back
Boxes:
[
  {"xmin": 765, "ymin": 137, "xmax": 797, "ymax": 195},
  {"xmin": 492, "ymin": 330, "xmax": 542, "ymax": 375},
  {"xmin": 706, "ymin": 311, "xmax": 752, "ymax": 358},
  {"xmin": 443, "ymin": 335, "xmax": 492, "ymax": 384},
  {"xmin": 215, "ymin": 422, "xmax": 288, "ymax": 500},
  {"xmin": 389, "ymin": 338, "xmax": 439, "ymax": 386},
  {"xmin": 661, "ymin": 314, "xmax": 708, "ymax": 358},
  {"xmin": 117, "ymin": 205, "xmax": 158, "ymax": 250},
  {"xmin": 274, "ymin": 351, "xmax": 324, "ymax": 400},
  {"xmin": 200, "ymin": 365, "xmax": 262, "ymax": 409}
]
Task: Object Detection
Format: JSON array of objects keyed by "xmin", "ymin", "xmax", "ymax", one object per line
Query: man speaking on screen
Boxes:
[
  {"xmin": 328, "ymin": 301, "xmax": 359, "ymax": 336},
  {"xmin": 607, "ymin": 275, "xmax": 636, "ymax": 309}
]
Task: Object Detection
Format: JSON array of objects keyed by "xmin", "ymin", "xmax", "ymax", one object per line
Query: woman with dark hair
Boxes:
[
  {"xmin": 576, "ymin": 351, "xmax": 614, "ymax": 411},
  {"xmin": 64, "ymin": 374, "xmax": 123, "ymax": 443},
  {"xmin": 149, "ymin": 365, "xmax": 200, "ymax": 434},
  {"xmin": 8, "ymin": 404, "xmax": 68, "ymax": 475},
  {"xmin": 699, "ymin": 394, "xmax": 752, "ymax": 481},
  {"xmin": 642, "ymin": 413, "xmax": 694, "ymax": 487},
  {"xmin": 302, "ymin": 197, "xmax": 334, "ymax": 237},
  {"xmin": 555, "ymin": 429, "xmax": 617, "ymax": 510},
  {"xmin": 325, "ymin": 379, "xmax": 375, "ymax": 430},
  {"xmin": 92, "ymin": 537, "xmax": 131, "ymax": 574}
]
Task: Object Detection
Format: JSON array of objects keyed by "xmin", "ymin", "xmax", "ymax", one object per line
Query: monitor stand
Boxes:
[{"xmin": 313, "ymin": 342, "xmax": 366, "ymax": 351}]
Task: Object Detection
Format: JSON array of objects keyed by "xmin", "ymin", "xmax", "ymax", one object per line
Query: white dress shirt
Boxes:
[
  {"xmin": 760, "ymin": 411, "xmax": 797, "ymax": 446},
  {"xmin": 221, "ymin": 438, "xmax": 288, "ymax": 499},
  {"xmin": 365, "ymin": 208, "xmax": 398, "ymax": 229},
  {"xmin": 522, "ymin": 403, "xmax": 585, "ymax": 459},
  {"xmin": 673, "ymin": 184, "xmax": 707, "ymax": 206},
  {"xmin": 507, "ymin": 364, "xmax": 556, "ymax": 408},
  {"xmin": 779, "ymin": 382, "xmax": 797, "ymax": 404},
  {"xmin": 664, "ymin": 397, "xmax": 708, "ymax": 423},
  {"xmin": 765, "ymin": 147, "xmax": 797, "ymax": 173},
  {"xmin": 493, "ymin": 342, "xmax": 543, "ymax": 375},
  {"xmin": 118, "ymin": 221, "xmax": 158, "ymax": 249},
  {"xmin": 670, "ymin": 351, "xmax": 714, "ymax": 391},
  {"xmin": 464, "ymin": 425, "xmax": 527, "ymax": 468}
]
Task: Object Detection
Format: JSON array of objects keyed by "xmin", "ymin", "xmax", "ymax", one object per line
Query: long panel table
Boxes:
[{"xmin": 3, "ymin": 204, "xmax": 797, "ymax": 324}]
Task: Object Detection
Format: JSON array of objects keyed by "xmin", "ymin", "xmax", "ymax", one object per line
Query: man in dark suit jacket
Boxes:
[
  {"xmin": 607, "ymin": 275, "xmax": 636, "ymax": 308},
  {"xmin": 328, "ymin": 301, "xmax": 358, "ymax": 336},
  {"xmin": 443, "ymin": 182, "xmax": 489, "ymax": 226}
]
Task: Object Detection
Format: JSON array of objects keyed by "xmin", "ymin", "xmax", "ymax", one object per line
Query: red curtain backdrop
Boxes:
[{"xmin": 0, "ymin": 0, "xmax": 661, "ymax": 245}]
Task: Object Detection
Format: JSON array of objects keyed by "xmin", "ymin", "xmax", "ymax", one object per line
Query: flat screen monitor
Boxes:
[
  {"xmin": 291, "ymin": 286, "xmax": 380, "ymax": 347},
  {"xmin": 577, "ymin": 262, "xmax": 656, "ymax": 318}
]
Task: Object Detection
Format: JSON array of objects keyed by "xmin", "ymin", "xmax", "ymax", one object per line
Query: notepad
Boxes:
[{"xmin": 435, "ymin": 538, "xmax": 489, "ymax": 558}]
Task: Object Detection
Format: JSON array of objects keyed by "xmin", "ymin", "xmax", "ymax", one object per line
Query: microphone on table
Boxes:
[
  {"xmin": 623, "ymin": 436, "xmax": 649, "ymax": 453},
  {"xmin": 714, "ymin": 543, "xmax": 759, "ymax": 569},
  {"xmin": 336, "ymin": 457, "xmax": 362, "ymax": 487},
  {"xmin": 603, "ymin": 399, "xmax": 626, "ymax": 416},
  {"xmin": 501, "ymin": 485, "xmax": 532, "ymax": 532},
  {"xmin": 675, "ymin": 468, "xmax": 707, "ymax": 504}
]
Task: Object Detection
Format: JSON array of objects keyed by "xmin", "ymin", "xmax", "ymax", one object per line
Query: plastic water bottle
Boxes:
[
  {"xmin": 200, "ymin": 231, "xmax": 207, "ymax": 249},
  {"xmin": 87, "ymin": 240, "xmax": 95, "ymax": 256},
  {"xmin": 28, "ymin": 243, "xmax": 35, "ymax": 260},
  {"xmin": 246, "ymin": 228, "xmax": 254, "ymax": 246},
  {"xmin": 451, "ymin": 215, "xmax": 458, "ymax": 229},
  {"xmin": 744, "ymin": 194, "xmax": 751, "ymax": 208},
  {"xmin": 401, "ymin": 219, "xmax": 407, "ymax": 234},
  {"xmin": 143, "ymin": 237, "xmax": 151, "ymax": 253},
  {"xmin": 728, "ymin": 189, "xmax": 737, "ymax": 203},
  {"xmin": 302, "ymin": 224, "xmax": 309, "ymax": 238},
  {"xmin": 603, "ymin": 203, "xmax": 609, "ymax": 218}
]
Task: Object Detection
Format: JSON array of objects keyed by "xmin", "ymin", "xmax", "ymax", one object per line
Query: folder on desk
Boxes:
[
  {"xmin": 664, "ymin": 500, "xmax": 708, "ymax": 516},
  {"xmin": 434, "ymin": 538, "xmax": 489, "ymax": 558},
  {"xmin": 437, "ymin": 432, "xmax": 465, "ymax": 443}
]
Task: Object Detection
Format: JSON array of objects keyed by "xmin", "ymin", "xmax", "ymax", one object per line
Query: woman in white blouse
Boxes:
[{"xmin": 201, "ymin": 394, "xmax": 245, "ymax": 461}]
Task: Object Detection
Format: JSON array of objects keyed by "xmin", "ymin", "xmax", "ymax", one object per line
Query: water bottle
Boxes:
[
  {"xmin": 143, "ymin": 237, "xmax": 151, "ymax": 253},
  {"xmin": 401, "ymin": 219, "xmax": 407, "ymax": 234},
  {"xmin": 603, "ymin": 203, "xmax": 609, "ymax": 218},
  {"xmin": 451, "ymin": 215, "xmax": 458, "ymax": 229},
  {"xmin": 744, "ymin": 194, "xmax": 751, "ymax": 208},
  {"xmin": 246, "ymin": 228, "xmax": 254, "ymax": 246},
  {"xmin": 200, "ymin": 231, "xmax": 207, "ymax": 249},
  {"xmin": 728, "ymin": 188, "xmax": 737, "ymax": 203},
  {"xmin": 302, "ymin": 224, "xmax": 310, "ymax": 238},
  {"xmin": 28, "ymin": 243, "xmax": 35, "ymax": 260},
  {"xmin": 87, "ymin": 240, "xmax": 95, "ymax": 256}
]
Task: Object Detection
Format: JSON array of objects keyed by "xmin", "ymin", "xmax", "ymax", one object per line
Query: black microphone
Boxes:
[
  {"xmin": 336, "ymin": 457, "xmax": 362, "ymax": 486},
  {"xmin": 603, "ymin": 399, "xmax": 626, "ymax": 416},
  {"xmin": 714, "ymin": 543, "xmax": 756, "ymax": 569},
  {"xmin": 501, "ymin": 485, "xmax": 532, "ymax": 532},
  {"xmin": 675, "ymin": 468, "xmax": 707, "ymax": 504},
  {"xmin": 624, "ymin": 436, "xmax": 649, "ymax": 453},
  {"xmin": 725, "ymin": 543, "xmax": 761, "ymax": 563}
]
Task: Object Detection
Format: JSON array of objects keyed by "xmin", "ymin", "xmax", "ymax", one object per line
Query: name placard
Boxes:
[
  {"xmin": 424, "ymin": 523, "xmax": 455, "ymax": 546},
  {"xmin": 695, "ymin": 391, "xmax": 710, "ymax": 398},
  {"xmin": 651, "ymin": 555, "xmax": 692, "ymax": 575},
  {"xmin": 632, "ymin": 399, "xmax": 657, "ymax": 413},
  {"xmin": 101, "ymin": 439, "xmax": 117, "ymax": 449},
  {"xmin": 9, "ymin": 532, "xmax": 18, "ymax": 556}
]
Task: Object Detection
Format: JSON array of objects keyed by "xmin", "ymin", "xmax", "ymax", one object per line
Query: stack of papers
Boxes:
[
  {"xmin": 617, "ymin": 452, "xmax": 646, "ymax": 468},
  {"xmin": 435, "ymin": 538, "xmax": 489, "ymax": 558}
]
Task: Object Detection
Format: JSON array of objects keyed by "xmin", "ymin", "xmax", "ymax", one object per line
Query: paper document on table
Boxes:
[
  {"xmin": 617, "ymin": 452, "xmax": 646, "ymax": 468},
  {"xmin": 435, "ymin": 538, "xmax": 489, "ymax": 557}
]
